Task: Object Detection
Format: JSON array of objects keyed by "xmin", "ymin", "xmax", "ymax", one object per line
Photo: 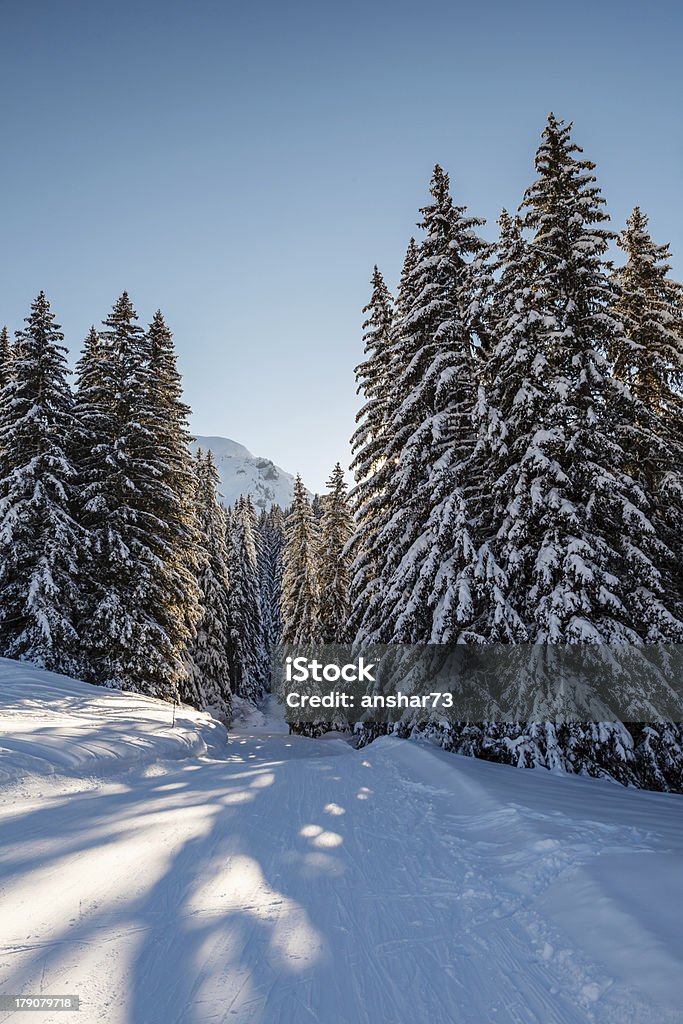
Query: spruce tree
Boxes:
[
  {"xmin": 514, "ymin": 114, "xmax": 671, "ymax": 644},
  {"xmin": 348, "ymin": 267, "xmax": 395, "ymax": 639},
  {"xmin": 368, "ymin": 166, "xmax": 493, "ymax": 643},
  {"xmin": 310, "ymin": 493, "xmax": 324, "ymax": 521},
  {"xmin": 0, "ymin": 326, "xmax": 13, "ymax": 481},
  {"xmin": 144, "ymin": 310, "xmax": 202, "ymax": 682},
  {"xmin": 350, "ymin": 242, "xmax": 426, "ymax": 642},
  {"xmin": 345, "ymin": 116, "xmax": 683, "ymax": 790},
  {"xmin": 0, "ymin": 326, "xmax": 11, "ymax": 388},
  {"xmin": 257, "ymin": 505, "xmax": 285, "ymax": 654},
  {"xmin": 226, "ymin": 496, "xmax": 267, "ymax": 701},
  {"xmin": 184, "ymin": 449, "xmax": 232, "ymax": 718},
  {"xmin": 469, "ymin": 116, "xmax": 681, "ymax": 784},
  {"xmin": 476, "ymin": 209, "xmax": 557, "ymax": 636},
  {"xmin": 612, "ymin": 208, "xmax": 683, "ymax": 630},
  {"xmin": 613, "ymin": 208, "xmax": 683, "ymax": 410},
  {"xmin": 76, "ymin": 295, "xmax": 153, "ymax": 690},
  {"xmin": 76, "ymin": 294, "xmax": 196, "ymax": 697},
  {"xmin": 0, "ymin": 293, "xmax": 81, "ymax": 673},
  {"xmin": 318, "ymin": 464, "xmax": 354, "ymax": 643},
  {"xmin": 395, "ymin": 238, "xmax": 419, "ymax": 316},
  {"xmin": 72, "ymin": 325, "xmax": 107, "ymax": 673},
  {"xmin": 281, "ymin": 475, "xmax": 321, "ymax": 645}
]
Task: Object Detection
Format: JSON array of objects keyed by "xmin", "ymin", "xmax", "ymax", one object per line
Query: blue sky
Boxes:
[{"xmin": 1, "ymin": 0, "xmax": 681, "ymax": 492}]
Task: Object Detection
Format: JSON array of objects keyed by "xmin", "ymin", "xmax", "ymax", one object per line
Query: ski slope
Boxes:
[{"xmin": 1, "ymin": 660, "xmax": 682, "ymax": 1024}]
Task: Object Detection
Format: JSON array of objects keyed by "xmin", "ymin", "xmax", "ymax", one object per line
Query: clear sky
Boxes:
[{"xmin": 1, "ymin": 0, "xmax": 681, "ymax": 492}]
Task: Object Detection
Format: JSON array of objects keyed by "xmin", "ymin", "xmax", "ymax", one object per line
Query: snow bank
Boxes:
[
  {"xmin": 0, "ymin": 658, "xmax": 222, "ymax": 786},
  {"xmin": 366, "ymin": 735, "xmax": 683, "ymax": 1013}
]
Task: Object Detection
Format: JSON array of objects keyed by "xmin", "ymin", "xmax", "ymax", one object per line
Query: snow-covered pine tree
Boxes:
[
  {"xmin": 465, "ymin": 207, "xmax": 595, "ymax": 768},
  {"xmin": 612, "ymin": 208, "xmax": 683, "ymax": 631},
  {"xmin": 515, "ymin": 115, "xmax": 672, "ymax": 646},
  {"xmin": 242, "ymin": 492, "xmax": 260, "ymax": 533},
  {"xmin": 607, "ymin": 208, "xmax": 683, "ymax": 790},
  {"xmin": 71, "ymin": 325, "xmax": 106, "ymax": 676},
  {"xmin": 183, "ymin": 449, "xmax": 232, "ymax": 719},
  {"xmin": 144, "ymin": 309, "xmax": 202, "ymax": 678},
  {"xmin": 348, "ymin": 267, "xmax": 395, "ymax": 640},
  {"xmin": 350, "ymin": 243, "xmax": 424, "ymax": 643},
  {"xmin": 395, "ymin": 238, "xmax": 419, "ymax": 316},
  {"xmin": 0, "ymin": 326, "xmax": 13, "ymax": 481},
  {"xmin": 76, "ymin": 294, "xmax": 194, "ymax": 698},
  {"xmin": 226, "ymin": 495, "xmax": 268, "ymax": 701},
  {"xmin": 311, "ymin": 493, "xmax": 324, "ymax": 521},
  {"xmin": 269, "ymin": 506, "xmax": 286, "ymax": 643},
  {"xmin": 467, "ymin": 115, "xmax": 682, "ymax": 786},
  {"xmin": 75, "ymin": 296, "xmax": 159, "ymax": 691},
  {"xmin": 256, "ymin": 505, "xmax": 285, "ymax": 654},
  {"xmin": 281, "ymin": 475, "xmax": 321, "ymax": 644},
  {"xmin": 367, "ymin": 166, "xmax": 493, "ymax": 643},
  {"xmin": 318, "ymin": 463, "xmax": 354, "ymax": 643},
  {"xmin": 0, "ymin": 293, "xmax": 81, "ymax": 673},
  {"xmin": 0, "ymin": 326, "xmax": 11, "ymax": 386},
  {"xmin": 475, "ymin": 209, "xmax": 556, "ymax": 637}
]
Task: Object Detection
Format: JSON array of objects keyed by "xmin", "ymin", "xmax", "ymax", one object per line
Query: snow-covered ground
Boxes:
[{"xmin": 1, "ymin": 660, "xmax": 682, "ymax": 1024}]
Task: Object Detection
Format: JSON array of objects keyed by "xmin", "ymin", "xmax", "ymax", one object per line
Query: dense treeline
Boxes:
[
  {"xmin": 0, "ymin": 293, "xmax": 283, "ymax": 718},
  {"xmin": 345, "ymin": 115, "xmax": 683, "ymax": 789},
  {"xmin": 0, "ymin": 281, "xmax": 354, "ymax": 722},
  {"xmin": 280, "ymin": 466, "xmax": 354, "ymax": 647}
]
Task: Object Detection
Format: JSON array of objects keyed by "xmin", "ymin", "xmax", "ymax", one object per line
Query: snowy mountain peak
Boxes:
[{"xmin": 190, "ymin": 435, "xmax": 307, "ymax": 510}]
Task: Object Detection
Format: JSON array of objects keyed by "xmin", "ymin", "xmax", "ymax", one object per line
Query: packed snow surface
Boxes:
[
  {"xmin": 190, "ymin": 435, "xmax": 307, "ymax": 510},
  {"xmin": 1, "ymin": 659, "xmax": 682, "ymax": 1024}
]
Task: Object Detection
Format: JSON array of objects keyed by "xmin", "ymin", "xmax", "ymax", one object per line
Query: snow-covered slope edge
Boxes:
[
  {"xmin": 0, "ymin": 658, "xmax": 223, "ymax": 786},
  {"xmin": 190, "ymin": 435, "xmax": 309, "ymax": 510},
  {"xmin": 368, "ymin": 735, "xmax": 683, "ymax": 1013}
]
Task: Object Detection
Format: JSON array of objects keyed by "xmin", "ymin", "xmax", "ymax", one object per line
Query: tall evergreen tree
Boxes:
[
  {"xmin": 612, "ymin": 208, "xmax": 683, "ymax": 629},
  {"xmin": 318, "ymin": 464, "xmax": 354, "ymax": 643},
  {"xmin": 144, "ymin": 310, "xmax": 202, "ymax": 681},
  {"xmin": 476, "ymin": 209, "xmax": 558, "ymax": 636},
  {"xmin": 75, "ymin": 294, "xmax": 155, "ymax": 690},
  {"xmin": 0, "ymin": 293, "xmax": 81, "ymax": 673},
  {"xmin": 513, "ymin": 114, "xmax": 672, "ymax": 644},
  {"xmin": 348, "ymin": 267, "xmax": 395, "ymax": 639},
  {"xmin": 281, "ymin": 475, "xmax": 321, "ymax": 645},
  {"xmin": 72, "ymin": 325, "xmax": 106, "ymax": 665},
  {"xmin": 183, "ymin": 449, "xmax": 232, "ymax": 719},
  {"xmin": 365, "ymin": 166, "xmax": 493, "ymax": 643},
  {"xmin": 395, "ymin": 238, "xmax": 419, "ymax": 316},
  {"xmin": 310, "ymin": 493, "xmax": 324, "ymax": 521},
  {"xmin": 0, "ymin": 326, "xmax": 14, "ymax": 481},
  {"xmin": 613, "ymin": 208, "xmax": 683, "ymax": 410},
  {"xmin": 227, "ymin": 496, "xmax": 267, "ymax": 701},
  {"xmin": 256, "ymin": 505, "xmax": 285, "ymax": 654},
  {"xmin": 0, "ymin": 326, "xmax": 11, "ymax": 388},
  {"xmin": 76, "ymin": 294, "xmax": 196, "ymax": 697},
  {"xmin": 466, "ymin": 116, "xmax": 682, "ymax": 784}
]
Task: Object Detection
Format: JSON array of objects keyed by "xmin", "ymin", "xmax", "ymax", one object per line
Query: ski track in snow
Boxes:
[{"xmin": 1, "ymin": 661, "xmax": 682, "ymax": 1024}]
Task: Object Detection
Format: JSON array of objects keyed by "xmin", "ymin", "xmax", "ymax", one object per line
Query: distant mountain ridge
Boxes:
[{"xmin": 190, "ymin": 435, "xmax": 307, "ymax": 510}]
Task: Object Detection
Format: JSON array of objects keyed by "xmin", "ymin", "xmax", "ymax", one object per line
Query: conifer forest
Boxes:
[{"xmin": 1, "ymin": 115, "xmax": 681, "ymax": 793}]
